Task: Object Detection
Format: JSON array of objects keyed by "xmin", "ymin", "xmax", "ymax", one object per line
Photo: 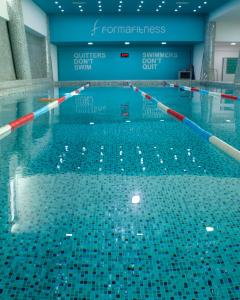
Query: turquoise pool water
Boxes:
[{"xmin": 0, "ymin": 86, "xmax": 239, "ymax": 299}]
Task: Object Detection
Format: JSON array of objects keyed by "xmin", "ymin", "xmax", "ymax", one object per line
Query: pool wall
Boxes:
[{"xmin": 1, "ymin": 79, "xmax": 240, "ymax": 98}]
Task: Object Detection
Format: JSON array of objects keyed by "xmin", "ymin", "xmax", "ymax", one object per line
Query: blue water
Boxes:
[{"xmin": 0, "ymin": 86, "xmax": 239, "ymax": 299}]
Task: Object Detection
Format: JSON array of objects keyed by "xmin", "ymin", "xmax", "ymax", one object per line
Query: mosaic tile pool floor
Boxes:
[{"xmin": 0, "ymin": 87, "xmax": 239, "ymax": 299}]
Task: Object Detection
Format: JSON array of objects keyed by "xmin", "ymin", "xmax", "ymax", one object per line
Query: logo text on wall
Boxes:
[
  {"xmin": 91, "ymin": 19, "xmax": 166, "ymax": 36},
  {"xmin": 142, "ymin": 52, "xmax": 178, "ymax": 70},
  {"xmin": 73, "ymin": 52, "xmax": 106, "ymax": 70}
]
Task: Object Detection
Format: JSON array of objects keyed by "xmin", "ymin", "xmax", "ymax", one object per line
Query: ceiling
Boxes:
[{"xmin": 32, "ymin": 0, "xmax": 232, "ymax": 15}]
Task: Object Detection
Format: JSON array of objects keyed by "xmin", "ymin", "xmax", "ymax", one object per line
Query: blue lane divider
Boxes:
[
  {"xmin": 129, "ymin": 82, "xmax": 240, "ymax": 162},
  {"xmin": 199, "ymin": 89, "xmax": 209, "ymax": 95},
  {"xmin": 34, "ymin": 105, "xmax": 50, "ymax": 119},
  {"xmin": 183, "ymin": 118, "xmax": 212, "ymax": 141}
]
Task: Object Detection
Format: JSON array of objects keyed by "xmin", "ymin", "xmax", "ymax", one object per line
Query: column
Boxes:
[
  {"xmin": 7, "ymin": 0, "xmax": 31, "ymax": 80},
  {"xmin": 45, "ymin": 19, "xmax": 53, "ymax": 81},
  {"xmin": 200, "ymin": 22, "xmax": 216, "ymax": 81}
]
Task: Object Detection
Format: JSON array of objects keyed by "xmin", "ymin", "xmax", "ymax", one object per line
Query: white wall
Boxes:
[
  {"xmin": 214, "ymin": 45, "xmax": 239, "ymax": 82},
  {"xmin": 21, "ymin": 0, "xmax": 48, "ymax": 36},
  {"xmin": 193, "ymin": 43, "xmax": 204, "ymax": 80},
  {"xmin": 209, "ymin": 0, "xmax": 240, "ymax": 21},
  {"xmin": 51, "ymin": 44, "xmax": 58, "ymax": 82},
  {"xmin": 0, "ymin": 0, "xmax": 9, "ymax": 20},
  {"xmin": 216, "ymin": 20, "xmax": 240, "ymax": 42}
]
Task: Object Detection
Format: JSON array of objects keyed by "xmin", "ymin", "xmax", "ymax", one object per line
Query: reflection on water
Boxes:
[{"xmin": 0, "ymin": 86, "xmax": 239, "ymax": 299}]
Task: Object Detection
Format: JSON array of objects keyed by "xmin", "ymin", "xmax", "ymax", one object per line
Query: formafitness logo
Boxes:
[{"xmin": 91, "ymin": 19, "xmax": 166, "ymax": 36}]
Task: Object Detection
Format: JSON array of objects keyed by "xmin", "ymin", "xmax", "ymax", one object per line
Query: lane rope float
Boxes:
[
  {"xmin": 0, "ymin": 84, "xmax": 90, "ymax": 141},
  {"xmin": 129, "ymin": 82, "xmax": 240, "ymax": 162},
  {"xmin": 164, "ymin": 82, "xmax": 240, "ymax": 101}
]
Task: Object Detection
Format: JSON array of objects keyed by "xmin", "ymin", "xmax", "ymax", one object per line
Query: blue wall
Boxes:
[
  {"xmin": 51, "ymin": 15, "xmax": 205, "ymax": 43},
  {"xmin": 58, "ymin": 46, "xmax": 192, "ymax": 80}
]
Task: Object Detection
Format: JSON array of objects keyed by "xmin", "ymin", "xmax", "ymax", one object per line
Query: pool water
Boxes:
[{"xmin": 0, "ymin": 86, "xmax": 239, "ymax": 299}]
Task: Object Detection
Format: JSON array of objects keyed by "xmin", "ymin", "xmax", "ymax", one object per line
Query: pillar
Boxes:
[
  {"xmin": 7, "ymin": 0, "xmax": 32, "ymax": 80},
  {"xmin": 45, "ymin": 19, "xmax": 53, "ymax": 81},
  {"xmin": 200, "ymin": 22, "xmax": 216, "ymax": 81}
]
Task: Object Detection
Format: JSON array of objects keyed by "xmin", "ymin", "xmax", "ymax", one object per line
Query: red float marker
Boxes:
[
  {"xmin": 221, "ymin": 93, "xmax": 238, "ymax": 100},
  {"xmin": 9, "ymin": 113, "xmax": 34, "ymax": 130},
  {"xmin": 167, "ymin": 109, "xmax": 185, "ymax": 121},
  {"xmin": 145, "ymin": 94, "xmax": 152, "ymax": 100},
  {"xmin": 58, "ymin": 96, "xmax": 66, "ymax": 104},
  {"xmin": 191, "ymin": 87, "xmax": 199, "ymax": 92}
]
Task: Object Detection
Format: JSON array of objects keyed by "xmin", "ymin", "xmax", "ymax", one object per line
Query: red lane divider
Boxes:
[
  {"xmin": 58, "ymin": 96, "xmax": 66, "ymax": 104},
  {"xmin": 191, "ymin": 87, "xmax": 199, "ymax": 92},
  {"xmin": 145, "ymin": 94, "xmax": 152, "ymax": 100},
  {"xmin": 167, "ymin": 109, "xmax": 185, "ymax": 121},
  {"xmin": 221, "ymin": 93, "xmax": 238, "ymax": 100},
  {"xmin": 9, "ymin": 113, "xmax": 34, "ymax": 130}
]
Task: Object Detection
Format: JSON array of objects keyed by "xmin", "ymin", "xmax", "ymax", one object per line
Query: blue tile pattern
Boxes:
[{"xmin": 0, "ymin": 87, "xmax": 239, "ymax": 299}]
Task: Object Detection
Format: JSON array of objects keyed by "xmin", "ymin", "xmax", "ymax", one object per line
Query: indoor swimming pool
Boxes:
[{"xmin": 0, "ymin": 86, "xmax": 239, "ymax": 299}]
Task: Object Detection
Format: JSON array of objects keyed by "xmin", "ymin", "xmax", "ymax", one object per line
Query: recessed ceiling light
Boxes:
[
  {"xmin": 54, "ymin": 1, "xmax": 58, "ymax": 4},
  {"xmin": 198, "ymin": 5, "xmax": 202, "ymax": 8},
  {"xmin": 162, "ymin": 0, "xmax": 165, "ymax": 3},
  {"xmin": 162, "ymin": 42, "xmax": 167, "ymax": 45},
  {"xmin": 174, "ymin": 9, "xmax": 178, "ymax": 12},
  {"xmin": 178, "ymin": 5, "xmax": 182, "ymax": 8},
  {"xmin": 137, "ymin": 8, "xmax": 140, "ymax": 11},
  {"xmin": 156, "ymin": 8, "xmax": 159, "ymax": 11},
  {"xmin": 158, "ymin": 5, "xmax": 162, "ymax": 7},
  {"xmin": 88, "ymin": 42, "xmax": 93, "ymax": 45},
  {"xmin": 230, "ymin": 42, "xmax": 237, "ymax": 46},
  {"xmin": 204, "ymin": 1, "xmax": 207, "ymax": 4},
  {"xmin": 61, "ymin": 9, "xmax": 64, "ymax": 12},
  {"xmin": 193, "ymin": 9, "xmax": 197, "ymax": 12},
  {"xmin": 58, "ymin": 5, "xmax": 61, "ymax": 8},
  {"xmin": 118, "ymin": 8, "xmax": 121, "ymax": 11},
  {"xmin": 125, "ymin": 42, "xmax": 130, "ymax": 45}
]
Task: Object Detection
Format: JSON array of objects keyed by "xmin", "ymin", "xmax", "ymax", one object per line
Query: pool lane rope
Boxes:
[
  {"xmin": 129, "ymin": 83, "xmax": 240, "ymax": 162},
  {"xmin": 0, "ymin": 84, "xmax": 90, "ymax": 141},
  {"xmin": 164, "ymin": 82, "xmax": 240, "ymax": 101}
]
